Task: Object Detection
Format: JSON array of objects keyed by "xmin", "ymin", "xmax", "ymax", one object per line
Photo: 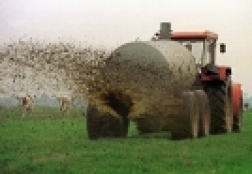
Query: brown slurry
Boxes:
[{"xmin": 0, "ymin": 40, "xmax": 111, "ymax": 98}]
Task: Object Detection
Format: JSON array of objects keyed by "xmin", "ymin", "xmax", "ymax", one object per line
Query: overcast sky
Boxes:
[{"xmin": 1, "ymin": 0, "xmax": 252, "ymax": 94}]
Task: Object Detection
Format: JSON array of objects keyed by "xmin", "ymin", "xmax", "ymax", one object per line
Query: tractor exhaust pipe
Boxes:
[{"xmin": 160, "ymin": 22, "xmax": 171, "ymax": 40}]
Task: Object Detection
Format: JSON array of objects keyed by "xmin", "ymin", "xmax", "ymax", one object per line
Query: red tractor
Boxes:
[
  {"xmin": 85, "ymin": 22, "xmax": 243, "ymax": 140},
  {"xmin": 164, "ymin": 24, "xmax": 243, "ymax": 136}
]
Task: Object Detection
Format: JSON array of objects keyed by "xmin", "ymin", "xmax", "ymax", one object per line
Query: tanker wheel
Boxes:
[
  {"xmin": 171, "ymin": 91, "xmax": 199, "ymax": 140},
  {"xmin": 194, "ymin": 90, "xmax": 210, "ymax": 137},
  {"xmin": 205, "ymin": 77, "xmax": 233, "ymax": 134},
  {"xmin": 86, "ymin": 104, "xmax": 129, "ymax": 140},
  {"xmin": 233, "ymin": 94, "xmax": 243, "ymax": 132},
  {"xmin": 135, "ymin": 117, "xmax": 161, "ymax": 134}
]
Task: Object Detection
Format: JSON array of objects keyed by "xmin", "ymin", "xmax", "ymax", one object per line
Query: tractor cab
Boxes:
[
  {"xmin": 170, "ymin": 31, "xmax": 225, "ymax": 68},
  {"xmin": 153, "ymin": 23, "xmax": 227, "ymax": 74}
]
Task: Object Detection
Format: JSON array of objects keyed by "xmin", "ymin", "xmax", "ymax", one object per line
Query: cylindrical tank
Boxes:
[{"xmin": 86, "ymin": 40, "xmax": 197, "ymax": 122}]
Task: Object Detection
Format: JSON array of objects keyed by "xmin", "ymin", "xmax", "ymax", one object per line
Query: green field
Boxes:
[{"xmin": 1, "ymin": 107, "xmax": 252, "ymax": 174}]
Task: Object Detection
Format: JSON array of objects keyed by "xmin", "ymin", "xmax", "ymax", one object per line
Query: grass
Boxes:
[{"xmin": 0, "ymin": 107, "xmax": 252, "ymax": 174}]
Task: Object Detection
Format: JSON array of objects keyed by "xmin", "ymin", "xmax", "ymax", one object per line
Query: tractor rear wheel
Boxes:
[
  {"xmin": 194, "ymin": 90, "xmax": 210, "ymax": 137},
  {"xmin": 233, "ymin": 94, "xmax": 243, "ymax": 132},
  {"xmin": 205, "ymin": 78, "xmax": 233, "ymax": 134},
  {"xmin": 86, "ymin": 104, "xmax": 129, "ymax": 140},
  {"xmin": 171, "ymin": 91, "xmax": 199, "ymax": 140}
]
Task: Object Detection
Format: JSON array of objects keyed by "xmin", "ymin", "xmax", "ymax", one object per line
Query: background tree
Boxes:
[{"xmin": 244, "ymin": 103, "xmax": 249, "ymax": 110}]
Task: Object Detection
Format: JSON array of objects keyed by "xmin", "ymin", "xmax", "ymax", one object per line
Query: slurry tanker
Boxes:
[{"xmin": 85, "ymin": 22, "xmax": 243, "ymax": 140}]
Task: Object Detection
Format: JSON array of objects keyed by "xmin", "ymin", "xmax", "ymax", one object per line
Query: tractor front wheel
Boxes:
[{"xmin": 233, "ymin": 93, "xmax": 243, "ymax": 132}]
